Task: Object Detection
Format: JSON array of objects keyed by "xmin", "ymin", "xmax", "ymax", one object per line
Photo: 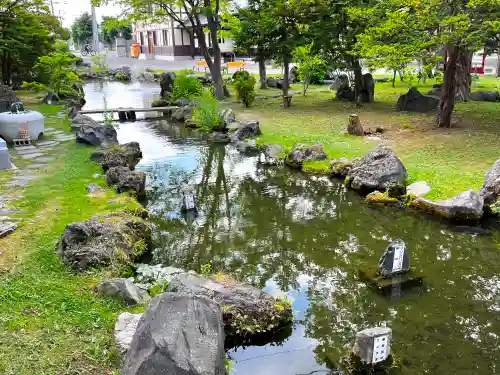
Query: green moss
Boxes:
[
  {"xmin": 365, "ymin": 191, "xmax": 400, "ymax": 205},
  {"xmin": 302, "ymin": 159, "xmax": 331, "ymax": 174}
]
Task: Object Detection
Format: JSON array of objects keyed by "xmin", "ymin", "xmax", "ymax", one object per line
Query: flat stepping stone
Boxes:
[
  {"xmin": 45, "ymin": 130, "xmax": 64, "ymax": 135},
  {"xmin": 0, "ymin": 208, "xmax": 20, "ymax": 215},
  {"xmin": 6, "ymin": 180, "xmax": 30, "ymax": 187},
  {"xmin": 0, "ymin": 222, "xmax": 17, "ymax": 238},
  {"xmin": 37, "ymin": 146, "xmax": 55, "ymax": 152},
  {"xmin": 11, "ymin": 175, "xmax": 36, "ymax": 182},
  {"xmin": 36, "ymin": 140, "xmax": 59, "ymax": 147},
  {"xmin": 20, "ymin": 152, "xmax": 44, "ymax": 160},
  {"xmin": 14, "ymin": 145, "xmax": 38, "ymax": 154},
  {"xmin": 33, "ymin": 156, "xmax": 54, "ymax": 163},
  {"xmin": 54, "ymin": 134, "xmax": 75, "ymax": 142},
  {"xmin": 26, "ymin": 163, "xmax": 48, "ymax": 169},
  {"xmin": 44, "ymin": 127, "xmax": 56, "ymax": 132}
]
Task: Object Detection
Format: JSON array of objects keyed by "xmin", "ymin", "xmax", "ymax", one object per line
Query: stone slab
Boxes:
[
  {"xmin": 36, "ymin": 140, "xmax": 60, "ymax": 147},
  {"xmin": 20, "ymin": 152, "xmax": 44, "ymax": 160},
  {"xmin": 45, "ymin": 130, "xmax": 64, "ymax": 135},
  {"xmin": 6, "ymin": 180, "xmax": 30, "ymax": 187},
  {"xmin": 11, "ymin": 175, "xmax": 36, "ymax": 181},
  {"xmin": 27, "ymin": 163, "xmax": 48, "ymax": 169},
  {"xmin": 44, "ymin": 127, "xmax": 56, "ymax": 132},
  {"xmin": 54, "ymin": 134, "xmax": 75, "ymax": 142},
  {"xmin": 0, "ymin": 222, "xmax": 17, "ymax": 238},
  {"xmin": 33, "ymin": 156, "xmax": 54, "ymax": 163},
  {"xmin": 359, "ymin": 267, "xmax": 424, "ymax": 299},
  {"xmin": 14, "ymin": 146, "xmax": 38, "ymax": 154}
]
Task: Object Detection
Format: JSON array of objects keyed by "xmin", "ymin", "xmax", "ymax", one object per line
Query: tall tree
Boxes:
[
  {"xmin": 100, "ymin": 16, "xmax": 132, "ymax": 47},
  {"xmin": 354, "ymin": 0, "xmax": 500, "ymax": 127},
  {"xmin": 95, "ymin": 0, "xmax": 230, "ymax": 99},
  {"xmin": 236, "ymin": 0, "xmax": 303, "ymax": 107},
  {"xmin": 297, "ymin": 0, "xmax": 373, "ymax": 103},
  {"xmin": 0, "ymin": 0, "xmax": 64, "ymax": 85},
  {"xmin": 71, "ymin": 12, "xmax": 93, "ymax": 46}
]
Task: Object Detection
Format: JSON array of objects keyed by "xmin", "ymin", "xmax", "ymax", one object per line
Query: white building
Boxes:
[{"xmin": 133, "ymin": 16, "xmax": 235, "ymax": 61}]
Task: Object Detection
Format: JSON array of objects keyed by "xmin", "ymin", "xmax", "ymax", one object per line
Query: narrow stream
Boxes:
[{"xmin": 84, "ymin": 81, "xmax": 500, "ymax": 375}]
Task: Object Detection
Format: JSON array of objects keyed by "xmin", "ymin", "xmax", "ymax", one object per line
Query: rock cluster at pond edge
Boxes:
[{"xmin": 56, "ymin": 213, "xmax": 151, "ymax": 271}]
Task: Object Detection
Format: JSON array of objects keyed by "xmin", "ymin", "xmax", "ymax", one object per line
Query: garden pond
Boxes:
[{"xmin": 84, "ymin": 80, "xmax": 500, "ymax": 375}]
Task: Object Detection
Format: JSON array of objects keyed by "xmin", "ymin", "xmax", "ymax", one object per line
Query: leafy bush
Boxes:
[
  {"xmin": 115, "ymin": 72, "xmax": 130, "ymax": 81},
  {"xmin": 193, "ymin": 90, "xmax": 223, "ymax": 132},
  {"xmin": 294, "ymin": 45, "xmax": 327, "ymax": 95},
  {"xmin": 233, "ymin": 70, "xmax": 256, "ymax": 107},
  {"xmin": 172, "ymin": 75, "xmax": 203, "ymax": 101},
  {"xmin": 29, "ymin": 51, "xmax": 83, "ymax": 97},
  {"xmin": 91, "ymin": 52, "xmax": 109, "ymax": 74}
]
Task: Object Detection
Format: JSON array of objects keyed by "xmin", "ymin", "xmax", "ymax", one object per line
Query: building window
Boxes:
[
  {"xmin": 162, "ymin": 30, "xmax": 169, "ymax": 46},
  {"xmin": 153, "ymin": 31, "xmax": 158, "ymax": 46},
  {"xmin": 140, "ymin": 32, "xmax": 145, "ymax": 45}
]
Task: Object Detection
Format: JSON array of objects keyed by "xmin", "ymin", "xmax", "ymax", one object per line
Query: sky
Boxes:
[{"xmin": 53, "ymin": 0, "xmax": 123, "ymax": 27}]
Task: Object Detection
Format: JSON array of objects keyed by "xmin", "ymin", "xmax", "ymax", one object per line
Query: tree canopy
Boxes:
[
  {"xmin": 71, "ymin": 12, "xmax": 93, "ymax": 46},
  {"xmin": 0, "ymin": 0, "xmax": 66, "ymax": 86},
  {"xmin": 100, "ymin": 16, "xmax": 132, "ymax": 45}
]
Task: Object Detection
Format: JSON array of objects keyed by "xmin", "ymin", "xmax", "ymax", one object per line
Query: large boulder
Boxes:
[
  {"xmin": 230, "ymin": 120, "xmax": 261, "ymax": 142},
  {"xmin": 122, "ymin": 293, "xmax": 225, "ymax": 375},
  {"xmin": 171, "ymin": 106, "xmax": 192, "ymax": 122},
  {"xmin": 361, "ymin": 73, "xmax": 375, "ymax": 103},
  {"xmin": 115, "ymin": 312, "xmax": 142, "ymax": 355},
  {"xmin": 92, "ymin": 142, "xmax": 142, "ymax": 171},
  {"xmin": 262, "ymin": 144, "xmax": 284, "ymax": 165},
  {"xmin": 470, "ymin": 90, "xmax": 500, "ymax": 102},
  {"xmin": 166, "ymin": 272, "xmax": 293, "ymax": 343},
  {"xmin": 346, "ymin": 146, "xmax": 407, "ymax": 197},
  {"xmin": 413, "ymin": 190, "xmax": 484, "ymax": 220},
  {"xmin": 286, "ymin": 143, "xmax": 328, "ymax": 169},
  {"xmin": 480, "ymin": 160, "xmax": 500, "ymax": 211},
  {"xmin": 396, "ymin": 87, "xmax": 439, "ymax": 113},
  {"xmin": 160, "ymin": 72, "xmax": 176, "ymax": 99},
  {"xmin": 77, "ymin": 122, "xmax": 118, "ymax": 147},
  {"xmin": 220, "ymin": 108, "xmax": 236, "ymax": 128},
  {"xmin": 56, "ymin": 213, "xmax": 151, "ymax": 271},
  {"xmin": 106, "ymin": 166, "xmax": 146, "ymax": 197},
  {"xmin": 97, "ymin": 278, "xmax": 151, "ymax": 306},
  {"xmin": 0, "ymin": 85, "xmax": 20, "ymax": 113},
  {"xmin": 71, "ymin": 114, "xmax": 99, "ymax": 131}
]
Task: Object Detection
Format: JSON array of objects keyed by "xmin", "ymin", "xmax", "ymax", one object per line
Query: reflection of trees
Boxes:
[{"xmin": 144, "ymin": 144, "xmax": 500, "ymax": 375}]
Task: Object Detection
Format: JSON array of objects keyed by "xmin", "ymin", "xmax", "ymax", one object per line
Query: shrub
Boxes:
[
  {"xmin": 91, "ymin": 52, "xmax": 109, "ymax": 74},
  {"xmin": 193, "ymin": 90, "xmax": 222, "ymax": 131},
  {"xmin": 172, "ymin": 75, "xmax": 203, "ymax": 101},
  {"xmin": 233, "ymin": 70, "xmax": 257, "ymax": 108},
  {"xmin": 294, "ymin": 45, "xmax": 327, "ymax": 95},
  {"xmin": 115, "ymin": 72, "xmax": 130, "ymax": 81}
]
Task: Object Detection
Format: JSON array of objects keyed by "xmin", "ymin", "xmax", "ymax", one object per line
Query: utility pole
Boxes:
[
  {"xmin": 91, "ymin": 4, "xmax": 99, "ymax": 52},
  {"xmin": 50, "ymin": 0, "xmax": 55, "ymax": 15}
]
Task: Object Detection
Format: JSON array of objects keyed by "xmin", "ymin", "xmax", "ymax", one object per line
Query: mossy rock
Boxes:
[
  {"xmin": 365, "ymin": 191, "xmax": 401, "ymax": 205},
  {"xmin": 359, "ymin": 267, "xmax": 424, "ymax": 297},
  {"xmin": 152, "ymin": 99, "xmax": 170, "ymax": 108},
  {"xmin": 56, "ymin": 213, "xmax": 152, "ymax": 271},
  {"xmin": 185, "ymin": 118, "xmax": 199, "ymax": 128}
]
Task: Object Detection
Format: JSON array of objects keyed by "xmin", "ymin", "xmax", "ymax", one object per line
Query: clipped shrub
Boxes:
[
  {"xmin": 152, "ymin": 98, "xmax": 169, "ymax": 108},
  {"xmin": 193, "ymin": 90, "xmax": 223, "ymax": 132},
  {"xmin": 172, "ymin": 74, "xmax": 203, "ymax": 101},
  {"xmin": 233, "ymin": 70, "xmax": 257, "ymax": 108}
]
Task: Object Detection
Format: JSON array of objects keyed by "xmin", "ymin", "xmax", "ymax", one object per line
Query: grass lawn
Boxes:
[
  {"xmin": 231, "ymin": 75, "xmax": 500, "ymax": 200},
  {"xmin": 0, "ymin": 104, "xmax": 143, "ymax": 375}
]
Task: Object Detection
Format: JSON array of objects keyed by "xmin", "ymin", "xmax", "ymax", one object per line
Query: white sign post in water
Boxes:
[
  {"xmin": 352, "ymin": 327, "xmax": 392, "ymax": 365},
  {"xmin": 391, "ymin": 242, "xmax": 405, "ymax": 273},
  {"xmin": 181, "ymin": 192, "xmax": 197, "ymax": 213}
]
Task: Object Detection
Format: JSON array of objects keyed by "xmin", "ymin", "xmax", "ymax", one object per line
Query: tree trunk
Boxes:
[
  {"xmin": 497, "ymin": 53, "xmax": 500, "ymax": 77},
  {"xmin": 455, "ymin": 50, "xmax": 472, "ymax": 101},
  {"xmin": 353, "ymin": 60, "xmax": 364, "ymax": 104},
  {"xmin": 392, "ymin": 70, "xmax": 397, "ymax": 87},
  {"xmin": 283, "ymin": 55, "xmax": 291, "ymax": 108},
  {"xmin": 437, "ymin": 45, "xmax": 459, "ymax": 128},
  {"xmin": 258, "ymin": 54, "xmax": 267, "ymax": 89}
]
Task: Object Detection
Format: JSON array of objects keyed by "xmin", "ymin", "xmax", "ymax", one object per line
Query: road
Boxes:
[{"xmin": 80, "ymin": 50, "xmax": 500, "ymax": 76}]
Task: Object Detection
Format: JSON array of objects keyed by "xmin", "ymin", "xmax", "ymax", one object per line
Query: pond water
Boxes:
[{"xmin": 84, "ymin": 81, "xmax": 500, "ymax": 375}]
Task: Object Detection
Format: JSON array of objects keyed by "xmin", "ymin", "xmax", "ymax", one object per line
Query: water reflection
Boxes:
[{"xmin": 84, "ymin": 81, "xmax": 500, "ymax": 375}]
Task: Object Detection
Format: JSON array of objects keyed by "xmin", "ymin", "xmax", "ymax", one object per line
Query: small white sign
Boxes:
[
  {"xmin": 372, "ymin": 334, "xmax": 390, "ymax": 363},
  {"xmin": 184, "ymin": 194, "xmax": 195, "ymax": 210},
  {"xmin": 391, "ymin": 244, "xmax": 405, "ymax": 273}
]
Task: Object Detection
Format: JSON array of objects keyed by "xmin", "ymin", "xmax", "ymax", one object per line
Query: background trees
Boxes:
[
  {"xmin": 354, "ymin": 0, "xmax": 500, "ymax": 127},
  {"xmin": 0, "ymin": 0, "xmax": 66, "ymax": 86},
  {"xmin": 71, "ymin": 12, "xmax": 93, "ymax": 47},
  {"xmin": 100, "ymin": 16, "xmax": 132, "ymax": 48}
]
